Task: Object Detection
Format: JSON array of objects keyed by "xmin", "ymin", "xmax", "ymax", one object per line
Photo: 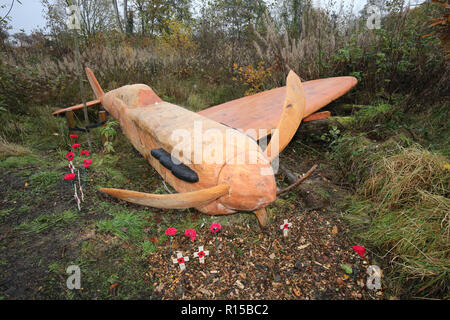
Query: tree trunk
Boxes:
[{"xmin": 112, "ymin": 0, "xmax": 124, "ymax": 33}]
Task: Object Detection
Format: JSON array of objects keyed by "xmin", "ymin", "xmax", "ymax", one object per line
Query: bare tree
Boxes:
[{"xmin": 41, "ymin": 0, "xmax": 118, "ymax": 37}]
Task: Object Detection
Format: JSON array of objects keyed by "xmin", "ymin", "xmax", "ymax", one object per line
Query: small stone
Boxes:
[
  {"xmin": 294, "ymin": 261, "xmax": 303, "ymax": 270},
  {"xmin": 298, "ymin": 243, "xmax": 311, "ymax": 250},
  {"xmin": 154, "ymin": 283, "xmax": 164, "ymax": 293},
  {"xmin": 234, "ymin": 280, "xmax": 245, "ymax": 290},
  {"xmin": 199, "ymin": 288, "xmax": 214, "ymax": 298},
  {"xmin": 176, "ymin": 286, "xmax": 183, "ymax": 295}
]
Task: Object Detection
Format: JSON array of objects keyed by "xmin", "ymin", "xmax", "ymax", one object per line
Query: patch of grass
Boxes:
[
  {"xmin": 0, "ymin": 155, "xmax": 37, "ymax": 168},
  {"xmin": 96, "ymin": 209, "xmax": 148, "ymax": 242},
  {"xmin": 353, "ymin": 103, "xmax": 392, "ymax": 127},
  {"xmin": 186, "ymin": 93, "xmax": 208, "ymax": 112},
  {"xmin": 331, "ymin": 133, "xmax": 414, "ymax": 185},
  {"xmin": 29, "ymin": 170, "xmax": 60, "ymax": 193},
  {"xmin": 17, "ymin": 205, "xmax": 32, "ymax": 214},
  {"xmin": 141, "ymin": 240, "xmax": 158, "ymax": 257},
  {"xmin": 363, "ymin": 144, "xmax": 448, "ymax": 208},
  {"xmin": 0, "ymin": 208, "xmax": 14, "ymax": 219},
  {"xmin": 0, "ymin": 136, "xmax": 32, "ymax": 159},
  {"xmin": 48, "ymin": 262, "xmax": 61, "ymax": 274},
  {"xmin": 15, "ymin": 209, "xmax": 79, "ymax": 234}
]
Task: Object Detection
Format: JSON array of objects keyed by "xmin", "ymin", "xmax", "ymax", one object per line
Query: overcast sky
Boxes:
[{"xmin": 1, "ymin": 0, "xmax": 423, "ymax": 35}]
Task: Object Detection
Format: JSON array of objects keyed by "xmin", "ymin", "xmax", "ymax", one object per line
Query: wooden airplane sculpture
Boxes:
[{"xmin": 53, "ymin": 68, "xmax": 357, "ymax": 228}]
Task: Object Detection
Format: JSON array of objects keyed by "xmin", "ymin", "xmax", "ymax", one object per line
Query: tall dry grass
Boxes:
[{"xmin": 338, "ymin": 135, "xmax": 450, "ymax": 298}]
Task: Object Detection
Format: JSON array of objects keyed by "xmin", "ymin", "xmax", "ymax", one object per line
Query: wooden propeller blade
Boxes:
[
  {"xmin": 52, "ymin": 99, "xmax": 101, "ymax": 116},
  {"xmin": 85, "ymin": 67, "xmax": 105, "ymax": 99},
  {"xmin": 254, "ymin": 207, "xmax": 268, "ymax": 228},
  {"xmin": 100, "ymin": 184, "xmax": 230, "ymax": 209},
  {"xmin": 264, "ymin": 71, "xmax": 306, "ymax": 162}
]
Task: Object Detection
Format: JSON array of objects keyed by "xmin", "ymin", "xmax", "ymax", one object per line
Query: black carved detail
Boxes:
[{"xmin": 150, "ymin": 148, "xmax": 199, "ymax": 183}]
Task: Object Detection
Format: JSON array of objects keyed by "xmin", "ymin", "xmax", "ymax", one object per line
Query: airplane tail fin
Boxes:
[{"xmin": 85, "ymin": 67, "xmax": 105, "ymax": 99}]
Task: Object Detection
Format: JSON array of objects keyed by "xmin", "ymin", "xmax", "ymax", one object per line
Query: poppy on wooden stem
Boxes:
[
  {"xmin": 184, "ymin": 229, "xmax": 196, "ymax": 251},
  {"xmin": 165, "ymin": 228, "xmax": 177, "ymax": 258},
  {"xmin": 210, "ymin": 223, "xmax": 222, "ymax": 248},
  {"xmin": 64, "ymin": 173, "xmax": 80, "ymax": 211}
]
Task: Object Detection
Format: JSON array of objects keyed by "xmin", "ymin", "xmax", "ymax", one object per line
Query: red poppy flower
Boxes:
[
  {"xmin": 80, "ymin": 150, "xmax": 90, "ymax": 156},
  {"xmin": 352, "ymin": 245, "xmax": 366, "ymax": 258},
  {"xmin": 66, "ymin": 152, "xmax": 74, "ymax": 161},
  {"xmin": 70, "ymin": 134, "xmax": 78, "ymax": 139},
  {"xmin": 198, "ymin": 251, "xmax": 205, "ymax": 258},
  {"xmin": 72, "ymin": 143, "xmax": 81, "ymax": 149},
  {"xmin": 283, "ymin": 224, "xmax": 289, "ymax": 229},
  {"xmin": 83, "ymin": 159, "xmax": 92, "ymax": 168},
  {"xmin": 184, "ymin": 229, "xmax": 197, "ymax": 241},
  {"xmin": 210, "ymin": 223, "xmax": 222, "ymax": 233},
  {"xmin": 165, "ymin": 228, "xmax": 177, "ymax": 236},
  {"xmin": 177, "ymin": 257, "xmax": 185, "ymax": 264},
  {"xmin": 64, "ymin": 173, "xmax": 76, "ymax": 180}
]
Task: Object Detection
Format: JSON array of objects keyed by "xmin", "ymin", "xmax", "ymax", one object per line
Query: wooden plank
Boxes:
[{"xmin": 197, "ymin": 76, "xmax": 357, "ymax": 139}]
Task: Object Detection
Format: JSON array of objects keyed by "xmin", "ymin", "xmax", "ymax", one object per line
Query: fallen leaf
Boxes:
[
  {"xmin": 109, "ymin": 283, "xmax": 119, "ymax": 290},
  {"xmin": 341, "ymin": 264, "xmax": 353, "ymax": 274},
  {"xmin": 148, "ymin": 236, "xmax": 158, "ymax": 243},
  {"xmin": 332, "ymin": 225, "xmax": 338, "ymax": 234}
]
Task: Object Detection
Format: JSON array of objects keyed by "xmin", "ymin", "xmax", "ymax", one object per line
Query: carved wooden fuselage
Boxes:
[{"xmin": 101, "ymin": 84, "xmax": 277, "ymax": 215}]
